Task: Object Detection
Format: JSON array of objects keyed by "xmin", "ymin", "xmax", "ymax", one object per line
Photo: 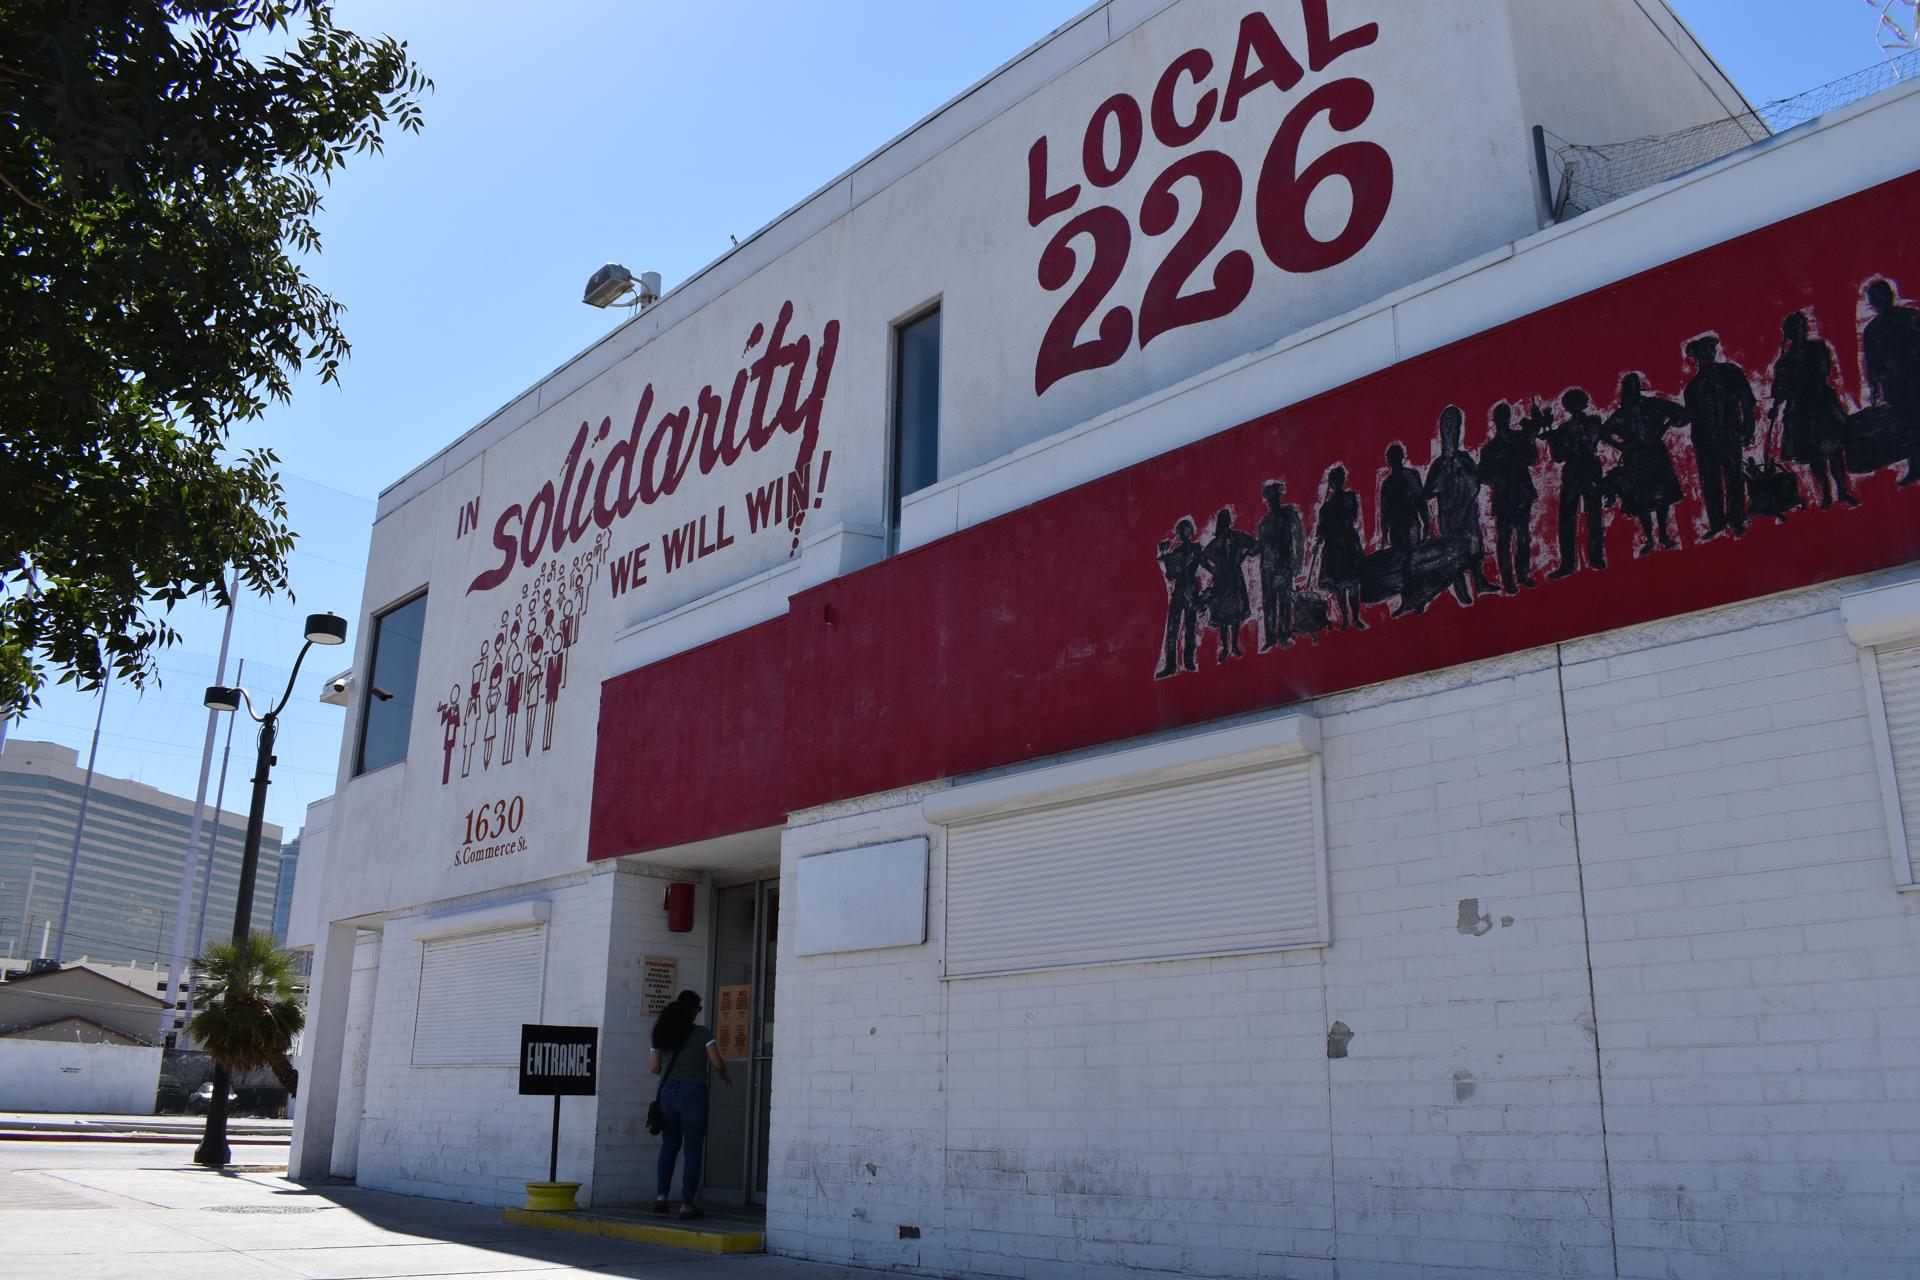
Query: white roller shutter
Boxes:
[
  {"xmin": 411, "ymin": 925, "xmax": 546, "ymax": 1065},
  {"xmin": 945, "ymin": 759, "xmax": 1325, "ymax": 978},
  {"xmin": 1875, "ymin": 641, "xmax": 1920, "ymax": 883}
]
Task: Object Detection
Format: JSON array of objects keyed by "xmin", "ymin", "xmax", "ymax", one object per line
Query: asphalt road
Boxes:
[{"xmin": 0, "ymin": 1132, "xmax": 894, "ymax": 1280}]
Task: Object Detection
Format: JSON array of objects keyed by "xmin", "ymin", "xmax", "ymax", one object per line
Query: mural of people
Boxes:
[
  {"xmin": 1378, "ymin": 443, "xmax": 1430, "ymax": 617},
  {"xmin": 1256, "ymin": 481, "xmax": 1304, "ymax": 651},
  {"xmin": 1772, "ymin": 310, "xmax": 1859, "ymax": 509},
  {"xmin": 1478, "ymin": 401, "xmax": 1542, "ymax": 594},
  {"xmin": 1201, "ymin": 507, "xmax": 1260, "ymax": 662},
  {"xmin": 1542, "ymin": 388, "xmax": 1609, "ymax": 577},
  {"xmin": 1145, "ymin": 271, "xmax": 1915, "ymax": 680},
  {"xmin": 1423, "ymin": 405, "xmax": 1486, "ymax": 605},
  {"xmin": 1681, "ymin": 338, "xmax": 1758, "ymax": 539},
  {"xmin": 1604, "ymin": 373, "xmax": 1687, "ymax": 553},
  {"xmin": 1155, "ymin": 518, "xmax": 1205, "ymax": 678},
  {"xmin": 1315, "ymin": 466, "xmax": 1367, "ymax": 631},
  {"xmin": 1863, "ymin": 279, "xmax": 1920, "ymax": 485},
  {"xmin": 435, "ymin": 684, "xmax": 461, "ymax": 786}
]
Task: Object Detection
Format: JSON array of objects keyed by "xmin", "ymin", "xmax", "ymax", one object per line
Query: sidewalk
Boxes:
[{"xmin": 1, "ymin": 1154, "xmax": 898, "ymax": 1280}]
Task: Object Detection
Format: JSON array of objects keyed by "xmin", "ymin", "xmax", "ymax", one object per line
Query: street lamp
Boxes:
[{"xmin": 192, "ymin": 611, "xmax": 346, "ymax": 1168}]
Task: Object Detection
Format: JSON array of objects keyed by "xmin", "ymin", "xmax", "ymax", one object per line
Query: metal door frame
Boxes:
[{"xmin": 705, "ymin": 871, "xmax": 777, "ymax": 1207}]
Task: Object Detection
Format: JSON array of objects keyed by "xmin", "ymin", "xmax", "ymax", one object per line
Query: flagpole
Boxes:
[
  {"xmin": 50, "ymin": 678, "xmax": 109, "ymax": 964},
  {"xmin": 160, "ymin": 570, "xmax": 239, "ymax": 1043}
]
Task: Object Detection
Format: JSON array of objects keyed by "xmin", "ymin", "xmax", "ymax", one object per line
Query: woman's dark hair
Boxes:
[{"xmin": 651, "ymin": 989, "xmax": 702, "ymax": 1052}]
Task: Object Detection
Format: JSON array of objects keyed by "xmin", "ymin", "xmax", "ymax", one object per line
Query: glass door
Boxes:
[{"xmin": 703, "ymin": 877, "xmax": 777, "ymax": 1206}]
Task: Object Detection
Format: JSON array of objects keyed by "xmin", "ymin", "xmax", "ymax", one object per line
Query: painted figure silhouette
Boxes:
[
  {"xmin": 1202, "ymin": 508, "xmax": 1260, "ymax": 662},
  {"xmin": 483, "ymin": 615, "xmax": 505, "ymax": 769},
  {"xmin": 436, "ymin": 684, "xmax": 461, "ymax": 786},
  {"xmin": 1542, "ymin": 388, "xmax": 1609, "ymax": 577},
  {"xmin": 1378, "ymin": 443, "xmax": 1430, "ymax": 617},
  {"xmin": 502, "ymin": 614, "xmax": 524, "ymax": 766},
  {"xmin": 1681, "ymin": 337, "xmax": 1757, "ymax": 539},
  {"xmin": 1156, "ymin": 518, "xmax": 1205, "ymax": 677},
  {"xmin": 1479, "ymin": 401, "xmax": 1542, "ymax": 594},
  {"xmin": 1604, "ymin": 373, "xmax": 1687, "ymax": 554},
  {"xmin": 1863, "ymin": 278, "xmax": 1920, "ymax": 485},
  {"xmin": 524, "ymin": 626, "xmax": 545, "ymax": 759},
  {"xmin": 542, "ymin": 618, "xmax": 565, "ymax": 752},
  {"xmin": 1423, "ymin": 405, "xmax": 1486, "ymax": 604},
  {"xmin": 1316, "ymin": 466, "xmax": 1367, "ymax": 631},
  {"xmin": 1257, "ymin": 481, "xmax": 1305, "ymax": 651},
  {"xmin": 462, "ymin": 643, "xmax": 485, "ymax": 778},
  {"xmin": 1772, "ymin": 311, "xmax": 1858, "ymax": 509}
]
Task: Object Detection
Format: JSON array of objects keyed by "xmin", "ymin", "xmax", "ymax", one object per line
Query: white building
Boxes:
[{"xmin": 289, "ymin": 4, "xmax": 1920, "ymax": 1276}]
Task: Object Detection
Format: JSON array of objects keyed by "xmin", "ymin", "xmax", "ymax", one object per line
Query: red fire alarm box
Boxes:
[{"xmin": 664, "ymin": 882, "xmax": 695, "ymax": 933}]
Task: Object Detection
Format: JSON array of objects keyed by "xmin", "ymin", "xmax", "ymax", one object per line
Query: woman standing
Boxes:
[
  {"xmin": 649, "ymin": 989, "xmax": 732, "ymax": 1220},
  {"xmin": 1316, "ymin": 466, "xmax": 1368, "ymax": 632},
  {"xmin": 1201, "ymin": 507, "xmax": 1260, "ymax": 662},
  {"xmin": 1602, "ymin": 373, "xmax": 1687, "ymax": 554},
  {"xmin": 1771, "ymin": 311, "xmax": 1859, "ymax": 509}
]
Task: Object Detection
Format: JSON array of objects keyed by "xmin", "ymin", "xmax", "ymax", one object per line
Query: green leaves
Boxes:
[
  {"xmin": 0, "ymin": 0, "xmax": 430, "ymax": 715},
  {"xmin": 188, "ymin": 929, "xmax": 306, "ymax": 1087}
]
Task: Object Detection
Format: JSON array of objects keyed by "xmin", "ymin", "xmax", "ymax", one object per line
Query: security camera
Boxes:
[{"xmin": 327, "ymin": 676, "xmax": 350, "ymax": 696}]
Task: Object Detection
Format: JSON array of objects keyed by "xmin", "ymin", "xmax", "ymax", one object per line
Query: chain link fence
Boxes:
[{"xmin": 1541, "ymin": 50, "xmax": 1920, "ymax": 221}]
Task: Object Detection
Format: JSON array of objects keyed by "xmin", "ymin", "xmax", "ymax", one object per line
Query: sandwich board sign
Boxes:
[{"xmin": 520, "ymin": 1024, "xmax": 598, "ymax": 1188}]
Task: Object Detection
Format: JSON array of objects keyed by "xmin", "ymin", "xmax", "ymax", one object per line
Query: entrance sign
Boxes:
[
  {"xmin": 519, "ymin": 1024, "xmax": 599, "ymax": 1096},
  {"xmin": 520, "ymin": 1023, "xmax": 599, "ymax": 1190}
]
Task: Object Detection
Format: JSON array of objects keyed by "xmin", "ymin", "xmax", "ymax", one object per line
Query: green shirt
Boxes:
[{"xmin": 659, "ymin": 1025, "xmax": 713, "ymax": 1084}]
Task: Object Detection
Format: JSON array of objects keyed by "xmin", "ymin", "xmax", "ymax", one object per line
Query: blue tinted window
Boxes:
[{"xmin": 355, "ymin": 593, "xmax": 427, "ymax": 774}]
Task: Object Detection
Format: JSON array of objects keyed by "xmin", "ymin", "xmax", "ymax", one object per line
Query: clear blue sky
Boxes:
[{"xmin": 6, "ymin": 1, "xmax": 1896, "ymax": 880}]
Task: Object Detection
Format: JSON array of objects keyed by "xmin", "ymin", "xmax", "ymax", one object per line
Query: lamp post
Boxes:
[{"xmin": 192, "ymin": 611, "xmax": 347, "ymax": 1168}]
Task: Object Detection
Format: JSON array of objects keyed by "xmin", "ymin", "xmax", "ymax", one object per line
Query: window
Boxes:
[
  {"xmin": 890, "ymin": 305, "xmax": 941, "ymax": 547},
  {"xmin": 1862, "ymin": 641, "xmax": 1920, "ymax": 888},
  {"xmin": 412, "ymin": 924, "xmax": 546, "ymax": 1066},
  {"xmin": 355, "ymin": 591, "xmax": 427, "ymax": 775},
  {"xmin": 927, "ymin": 717, "xmax": 1327, "ymax": 978},
  {"xmin": 1841, "ymin": 579, "xmax": 1920, "ymax": 890}
]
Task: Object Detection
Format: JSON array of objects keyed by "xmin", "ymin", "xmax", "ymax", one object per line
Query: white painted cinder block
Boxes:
[{"xmin": 766, "ymin": 577, "xmax": 1920, "ymax": 1280}]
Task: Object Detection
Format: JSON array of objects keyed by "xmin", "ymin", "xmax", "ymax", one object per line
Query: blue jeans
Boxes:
[{"xmin": 654, "ymin": 1081, "xmax": 709, "ymax": 1203}]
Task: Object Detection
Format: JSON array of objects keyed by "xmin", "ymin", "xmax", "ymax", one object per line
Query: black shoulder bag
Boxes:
[{"xmin": 646, "ymin": 1041, "xmax": 686, "ymax": 1136}]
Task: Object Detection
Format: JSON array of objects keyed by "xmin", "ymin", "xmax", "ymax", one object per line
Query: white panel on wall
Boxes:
[
  {"xmin": 1873, "ymin": 640, "xmax": 1920, "ymax": 883},
  {"xmin": 411, "ymin": 925, "xmax": 546, "ymax": 1066},
  {"xmin": 794, "ymin": 838, "xmax": 929, "ymax": 956},
  {"xmin": 945, "ymin": 760, "xmax": 1324, "ymax": 978}
]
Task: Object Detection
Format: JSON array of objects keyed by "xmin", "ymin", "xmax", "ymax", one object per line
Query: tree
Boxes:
[
  {"xmin": 0, "ymin": 0, "xmax": 429, "ymax": 716},
  {"xmin": 188, "ymin": 930, "xmax": 305, "ymax": 1097}
]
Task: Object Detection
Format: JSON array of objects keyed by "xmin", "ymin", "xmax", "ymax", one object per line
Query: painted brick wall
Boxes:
[
  {"xmin": 1563, "ymin": 589, "xmax": 1920, "ymax": 1280},
  {"xmin": 768, "ymin": 578, "xmax": 1920, "ymax": 1280},
  {"xmin": 769, "ymin": 792, "xmax": 953, "ymax": 1271},
  {"xmin": 328, "ymin": 929, "xmax": 382, "ymax": 1179},
  {"xmin": 1316, "ymin": 656, "xmax": 1612, "ymax": 1279},
  {"xmin": 354, "ymin": 870, "xmax": 617, "ymax": 1207},
  {"xmin": 590, "ymin": 865, "xmax": 714, "ymax": 1205}
]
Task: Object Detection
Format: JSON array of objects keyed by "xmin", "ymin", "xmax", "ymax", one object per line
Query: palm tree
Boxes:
[{"xmin": 188, "ymin": 930, "xmax": 305, "ymax": 1097}]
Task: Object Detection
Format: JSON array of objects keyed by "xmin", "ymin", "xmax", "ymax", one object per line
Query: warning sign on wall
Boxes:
[
  {"xmin": 642, "ymin": 956, "xmax": 678, "ymax": 1016},
  {"xmin": 715, "ymin": 983, "xmax": 752, "ymax": 1058}
]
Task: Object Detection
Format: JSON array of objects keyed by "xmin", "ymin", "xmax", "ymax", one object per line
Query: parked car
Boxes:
[
  {"xmin": 187, "ymin": 1082, "xmax": 238, "ymax": 1114},
  {"xmin": 153, "ymin": 1072, "xmax": 191, "ymax": 1114}
]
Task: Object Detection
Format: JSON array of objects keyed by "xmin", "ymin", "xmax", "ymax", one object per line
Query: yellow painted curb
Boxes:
[{"xmin": 503, "ymin": 1206, "xmax": 764, "ymax": 1254}]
